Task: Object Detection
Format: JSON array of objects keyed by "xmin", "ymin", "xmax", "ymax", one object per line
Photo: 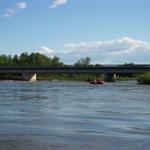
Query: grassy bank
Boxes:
[
  {"xmin": 116, "ymin": 76, "xmax": 137, "ymax": 81},
  {"xmin": 37, "ymin": 73, "xmax": 104, "ymax": 81},
  {"xmin": 0, "ymin": 73, "xmax": 103, "ymax": 81},
  {"xmin": 0, "ymin": 73, "xmax": 142, "ymax": 82},
  {"xmin": 137, "ymin": 72, "xmax": 150, "ymax": 84},
  {"xmin": 0, "ymin": 74, "xmax": 22, "ymax": 81}
]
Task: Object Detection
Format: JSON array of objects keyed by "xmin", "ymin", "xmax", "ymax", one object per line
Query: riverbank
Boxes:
[
  {"xmin": 37, "ymin": 74, "xmax": 103, "ymax": 81},
  {"xmin": 137, "ymin": 72, "xmax": 150, "ymax": 84},
  {"xmin": 115, "ymin": 76, "xmax": 137, "ymax": 81},
  {"xmin": 0, "ymin": 73, "xmax": 104, "ymax": 81},
  {"xmin": 0, "ymin": 73, "xmax": 148, "ymax": 82},
  {"xmin": 0, "ymin": 74, "xmax": 138, "ymax": 82}
]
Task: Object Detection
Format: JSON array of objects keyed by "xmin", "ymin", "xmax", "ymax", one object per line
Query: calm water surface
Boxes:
[{"xmin": 0, "ymin": 81, "xmax": 150, "ymax": 150}]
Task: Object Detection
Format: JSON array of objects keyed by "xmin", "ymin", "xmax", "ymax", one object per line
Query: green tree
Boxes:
[
  {"xmin": 0, "ymin": 52, "xmax": 63, "ymax": 66},
  {"xmin": 0, "ymin": 54, "xmax": 12, "ymax": 66},
  {"xmin": 51, "ymin": 56, "xmax": 63, "ymax": 66},
  {"xmin": 74, "ymin": 57, "xmax": 91, "ymax": 66},
  {"xmin": 19, "ymin": 52, "xmax": 30, "ymax": 66},
  {"xmin": 12, "ymin": 55, "xmax": 19, "ymax": 66},
  {"xmin": 29, "ymin": 53, "xmax": 51, "ymax": 66}
]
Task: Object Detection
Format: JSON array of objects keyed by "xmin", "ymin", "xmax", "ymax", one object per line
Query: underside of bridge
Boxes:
[
  {"xmin": 22, "ymin": 73, "xmax": 37, "ymax": 81},
  {"xmin": 104, "ymin": 73, "xmax": 116, "ymax": 82}
]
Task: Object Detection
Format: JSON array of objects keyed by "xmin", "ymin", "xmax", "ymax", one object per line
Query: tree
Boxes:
[
  {"xmin": 51, "ymin": 56, "xmax": 63, "ymax": 66},
  {"xmin": 0, "ymin": 52, "xmax": 63, "ymax": 66},
  {"xmin": 124, "ymin": 62, "xmax": 135, "ymax": 66},
  {"xmin": 74, "ymin": 57, "xmax": 91, "ymax": 66},
  {"xmin": 0, "ymin": 54, "xmax": 12, "ymax": 66},
  {"xmin": 12, "ymin": 55, "xmax": 19, "ymax": 65},
  {"xmin": 19, "ymin": 52, "xmax": 30, "ymax": 66},
  {"xmin": 29, "ymin": 53, "xmax": 51, "ymax": 66}
]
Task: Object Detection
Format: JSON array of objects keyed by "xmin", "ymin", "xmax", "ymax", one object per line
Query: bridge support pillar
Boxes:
[
  {"xmin": 22, "ymin": 73, "xmax": 37, "ymax": 81},
  {"xmin": 104, "ymin": 73, "xmax": 116, "ymax": 82}
]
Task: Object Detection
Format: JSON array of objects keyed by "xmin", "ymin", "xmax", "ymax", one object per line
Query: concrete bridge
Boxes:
[{"xmin": 0, "ymin": 65, "xmax": 150, "ymax": 81}]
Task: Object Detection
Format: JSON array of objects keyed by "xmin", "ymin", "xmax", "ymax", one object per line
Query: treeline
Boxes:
[
  {"xmin": 0, "ymin": 52, "xmax": 94, "ymax": 66},
  {"xmin": 0, "ymin": 52, "xmax": 137, "ymax": 67},
  {"xmin": 0, "ymin": 52, "xmax": 63, "ymax": 66}
]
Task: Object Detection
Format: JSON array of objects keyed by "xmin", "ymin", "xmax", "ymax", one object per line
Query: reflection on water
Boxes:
[{"xmin": 0, "ymin": 81, "xmax": 150, "ymax": 150}]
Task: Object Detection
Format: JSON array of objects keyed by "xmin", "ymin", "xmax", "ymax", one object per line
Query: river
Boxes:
[{"xmin": 0, "ymin": 81, "xmax": 150, "ymax": 150}]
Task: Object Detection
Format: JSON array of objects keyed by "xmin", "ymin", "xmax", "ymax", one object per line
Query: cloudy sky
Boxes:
[{"xmin": 0, "ymin": 0, "xmax": 150, "ymax": 64}]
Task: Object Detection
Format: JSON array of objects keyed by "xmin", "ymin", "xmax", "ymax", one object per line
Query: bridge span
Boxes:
[{"xmin": 0, "ymin": 65, "xmax": 150, "ymax": 81}]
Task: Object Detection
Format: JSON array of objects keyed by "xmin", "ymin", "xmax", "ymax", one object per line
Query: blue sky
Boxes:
[{"xmin": 0, "ymin": 0, "xmax": 150, "ymax": 64}]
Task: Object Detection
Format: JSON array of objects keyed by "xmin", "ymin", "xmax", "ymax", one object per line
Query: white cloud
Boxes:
[
  {"xmin": 65, "ymin": 37, "xmax": 150, "ymax": 54},
  {"xmin": 16, "ymin": 2, "xmax": 27, "ymax": 9},
  {"xmin": 38, "ymin": 46, "xmax": 54, "ymax": 58},
  {"xmin": 63, "ymin": 37, "xmax": 150, "ymax": 64},
  {"xmin": 35, "ymin": 37, "xmax": 150, "ymax": 64},
  {"xmin": 49, "ymin": 0, "xmax": 68, "ymax": 8},
  {"xmin": 4, "ymin": 2, "xmax": 27, "ymax": 17}
]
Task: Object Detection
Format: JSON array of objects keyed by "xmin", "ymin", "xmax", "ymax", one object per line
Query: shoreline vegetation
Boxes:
[
  {"xmin": 137, "ymin": 73, "xmax": 150, "ymax": 85},
  {"xmin": 0, "ymin": 73, "xmax": 104, "ymax": 82},
  {"xmin": 0, "ymin": 52, "xmax": 149, "ymax": 84}
]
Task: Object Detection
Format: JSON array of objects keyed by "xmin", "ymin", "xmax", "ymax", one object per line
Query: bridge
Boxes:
[{"xmin": 0, "ymin": 65, "xmax": 150, "ymax": 81}]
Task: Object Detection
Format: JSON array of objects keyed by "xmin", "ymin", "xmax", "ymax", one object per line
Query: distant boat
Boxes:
[{"xmin": 89, "ymin": 79, "xmax": 104, "ymax": 85}]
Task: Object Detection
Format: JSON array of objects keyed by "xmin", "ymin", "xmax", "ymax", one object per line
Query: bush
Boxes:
[{"xmin": 137, "ymin": 72, "xmax": 150, "ymax": 84}]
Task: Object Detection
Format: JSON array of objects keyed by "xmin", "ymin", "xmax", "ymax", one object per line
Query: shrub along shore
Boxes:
[
  {"xmin": 137, "ymin": 72, "xmax": 150, "ymax": 84},
  {"xmin": 0, "ymin": 73, "xmax": 104, "ymax": 81}
]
